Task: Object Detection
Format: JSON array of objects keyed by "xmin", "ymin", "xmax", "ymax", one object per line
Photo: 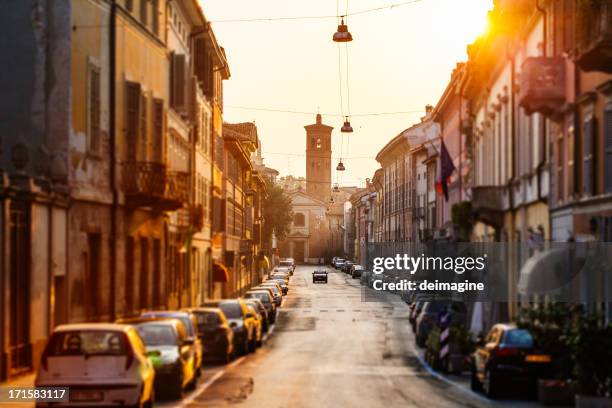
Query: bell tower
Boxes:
[{"xmin": 305, "ymin": 114, "xmax": 333, "ymax": 202}]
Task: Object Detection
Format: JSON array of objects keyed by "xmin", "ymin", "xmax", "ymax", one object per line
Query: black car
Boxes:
[
  {"xmin": 471, "ymin": 324, "xmax": 552, "ymax": 398},
  {"xmin": 312, "ymin": 269, "xmax": 328, "ymax": 283},
  {"xmin": 183, "ymin": 307, "xmax": 234, "ymax": 363},
  {"xmin": 341, "ymin": 261, "xmax": 355, "ymax": 274},
  {"xmin": 244, "ymin": 298, "xmax": 269, "ymax": 333},
  {"xmin": 201, "ymin": 299, "xmax": 257, "ymax": 355},
  {"xmin": 350, "ymin": 264, "xmax": 365, "ymax": 279},
  {"xmin": 244, "ymin": 290, "xmax": 277, "ymax": 324}
]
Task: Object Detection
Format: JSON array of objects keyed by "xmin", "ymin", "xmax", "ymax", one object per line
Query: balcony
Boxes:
[
  {"xmin": 471, "ymin": 185, "xmax": 510, "ymax": 230},
  {"xmin": 519, "ymin": 57, "xmax": 566, "ymax": 116},
  {"xmin": 122, "ymin": 161, "xmax": 189, "ymax": 211},
  {"xmin": 575, "ymin": 1, "xmax": 612, "ymax": 73}
]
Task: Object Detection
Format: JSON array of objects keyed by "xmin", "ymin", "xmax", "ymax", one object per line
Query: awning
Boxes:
[
  {"xmin": 213, "ymin": 262, "xmax": 230, "ymax": 283},
  {"xmin": 517, "ymin": 247, "xmax": 582, "ymax": 295}
]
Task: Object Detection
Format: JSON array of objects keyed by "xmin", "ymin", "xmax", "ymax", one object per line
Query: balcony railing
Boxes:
[
  {"xmin": 576, "ymin": 1, "xmax": 612, "ymax": 73},
  {"xmin": 519, "ymin": 57, "xmax": 566, "ymax": 116},
  {"xmin": 122, "ymin": 161, "xmax": 189, "ymax": 211}
]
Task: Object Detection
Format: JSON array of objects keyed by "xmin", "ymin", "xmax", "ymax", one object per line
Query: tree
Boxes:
[{"xmin": 262, "ymin": 180, "xmax": 293, "ymax": 249}]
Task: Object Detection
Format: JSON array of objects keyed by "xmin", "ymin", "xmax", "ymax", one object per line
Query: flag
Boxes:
[{"xmin": 435, "ymin": 140, "xmax": 456, "ymax": 202}]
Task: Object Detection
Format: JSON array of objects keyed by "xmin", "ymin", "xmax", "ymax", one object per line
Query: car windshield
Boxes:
[
  {"xmin": 504, "ymin": 329, "xmax": 534, "ymax": 347},
  {"xmin": 47, "ymin": 330, "xmax": 127, "ymax": 356},
  {"xmin": 136, "ymin": 324, "xmax": 177, "ymax": 346},
  {"xmin": 219, "ymin": 302, "xmax": 243, "ymax": 319},
  {"xmin": 279, "ymin": 261, "xmax": 292, "ymax": 267},
  {"xmin": 354, "ymin": 266, "xmax": 364, "ymax": 270},
  {"xmin": 143, "ymin": 313, "xmax": 194, "ymax": 337},
  {"xmin": 194, "ymin": 312, "xmax": 221, "ymax": 329}
]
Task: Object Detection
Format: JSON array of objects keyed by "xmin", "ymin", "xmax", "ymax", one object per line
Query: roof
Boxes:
[
  {"xmin": 375, "ymin": 131, "xmax": 409, "ymax": 163},
  {"xmin": 223, "ymin": 122, "xmax": 259, "ymax": 147},
  {"xmin": 53, "ymin": 323, "xmax": 130, "ymax": 332}
]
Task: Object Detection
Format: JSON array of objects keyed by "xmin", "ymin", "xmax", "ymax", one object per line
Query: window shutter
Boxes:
[
  {"xmin": 88, "ymin": 67, "xmax": 101, "ymax": 154},
  {"xmin": 605, "ymin": 108, "xmax": 612, "ymax": 193},
  {"xmin": 583, "ymin": 117, "xmax": 595, "ymax": 196},
  {"xmin": 125, "ymin": 81, "xmax": 141, "ymax": 161},
  {"xmin": 139, "ymin": 92, "xmax": 148, "ymax": 160},
  {"xmin": 153, "ymin": 99, "xmax": 164, "ymax": 162},
  {"xmin": 172, "ymin": 54, "xmax": 186, "ymax": 111}
]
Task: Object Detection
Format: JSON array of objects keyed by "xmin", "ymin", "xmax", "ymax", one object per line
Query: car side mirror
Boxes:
[
  {"xmin": 246, "ymin": 312, "xmax": 255, "ymax": 319},
  {"xmin": 183, "ymin": 337, "xmax": 195, "ymax": 346},
  {"xmin": 230, "ymin": 322, "xmax": 237, "ymax": 328}
]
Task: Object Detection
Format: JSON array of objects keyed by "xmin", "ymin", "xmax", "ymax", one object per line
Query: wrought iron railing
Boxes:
[{"xmin": 122, "ymin": 161, "xmax": 189, "ymax": 207}]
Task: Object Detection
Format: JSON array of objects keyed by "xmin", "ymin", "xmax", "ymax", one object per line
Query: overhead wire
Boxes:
[
  {"xmin": 224, "ymin": 105, "xmax": 424, "ymax": 117},
  {"xmin": 209, "ymin": 0, "xmax": 425, "ymax": 23}
]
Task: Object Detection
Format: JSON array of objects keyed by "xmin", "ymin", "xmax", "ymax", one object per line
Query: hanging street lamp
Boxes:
[
  {"xmin": 333, "ymin": 183, "xmax": 340, "ymax": 193},
  {"xmin": 333, "ymin": 17, "xmax": 353, "ymax": 42},
  {"xmin": 341, "ymin": 117, "xmax": 353, "ymax": 133},
  {"xmin": 336, "ymin": 160, "xmax": 346, "ymax": 171}
]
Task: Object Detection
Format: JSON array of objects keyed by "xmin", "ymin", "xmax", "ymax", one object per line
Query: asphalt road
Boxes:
[{"xmin": 160, "ymin": 265, "xmax": 541, "ymax": 408}]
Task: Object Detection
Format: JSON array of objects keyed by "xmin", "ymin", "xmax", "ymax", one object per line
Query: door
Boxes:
[
  {"xmin": 8, "ymin": 200, "xmax": 31, "ymax": 374},
  {"xmin": 294, "ymin": 241, "xmax": 305, "ymax": 263}
]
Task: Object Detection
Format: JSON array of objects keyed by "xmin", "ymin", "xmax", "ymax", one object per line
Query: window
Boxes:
[
  {"xmin": 605, "ymin": 106, "xmax": 612, "ymax": 193},
  {"xmin": 152, "ymin": 99, "xmax": 164, "ymax": 162},
  {"xmin": 87, "ymin": 233, "xmax": 101, "ymax": 318},
  {"xmin": 293, "ymin": 213, "xmax": 305, "ymax": 227},
  {"xmin": 151, "ymin": 0, "xmax": 159, "ymax": 35},
  {"xmin": 125, "ymin": 81, "xmax": 141, "ymax": 160},
  {"xmin": 170, "ymin": 53, "xmax": 186, "ymax": 112},
  {"xmin": 87, "ymin": 65, "xmax": 101, "ymax": 154},
  {"xmin": 140, "ymin": 0, "xmax": 148, "ymax": 26},
  {"xmin": 567, "ymin": 124, "xmax": 575, "ymax": 196},
  {"xmin": 140, "ymin": 93, "xmax": 148, "ymax": 160},
  {"xmin": 583, "ymin": 116, "xmax": 596, "ymax": 196},
  {"xmin": 557, "ymin": 136, "xmax": 565, "ymax": 201}
]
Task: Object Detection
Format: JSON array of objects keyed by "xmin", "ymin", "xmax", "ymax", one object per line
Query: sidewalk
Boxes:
[{"xmin": 0, "ymin": 372, "xmax": 36, "ymax": 407}]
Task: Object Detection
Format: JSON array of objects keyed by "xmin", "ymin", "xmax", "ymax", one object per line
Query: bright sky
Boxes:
[{"xmin": 202, "ymin": 0, "xmax": 493, "ymax": 187}]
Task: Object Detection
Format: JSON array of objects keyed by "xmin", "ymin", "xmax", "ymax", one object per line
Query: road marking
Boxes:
[
  {"xmin": 171, "ymin": 356, "xmax": 247, "ymax": 408},
  {"xmin": 409, "ymin": 342, "xmax": 491, "ymax": 405}
]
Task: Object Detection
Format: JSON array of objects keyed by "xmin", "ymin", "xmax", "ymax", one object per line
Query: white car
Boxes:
[{"xmin": 35, "ymin": 323, "xmax": 155, "ymax": 408}]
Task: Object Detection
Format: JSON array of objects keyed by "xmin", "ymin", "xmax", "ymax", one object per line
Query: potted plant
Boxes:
[
  {"xmin": 568, "ymin": 314, "xmax": 612, "ymax": 408},
  {"xmin": 518, "ymin": 303, "xmax": 576, "ymax": 405}
]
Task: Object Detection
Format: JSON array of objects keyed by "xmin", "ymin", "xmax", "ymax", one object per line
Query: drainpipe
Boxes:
[
  {"xmin": 535, "ymin": 0, "xmax": 548, "ymax": 204},
  {"xmin": 109, "ymin": 0, "xmax": 118, "ymax": 320}
]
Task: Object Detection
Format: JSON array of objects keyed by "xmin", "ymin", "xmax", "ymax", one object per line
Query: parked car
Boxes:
[
  {"xmin": 331, "ymin": 256, "xmax": 339, "ymax": 266},
  {"xmin": 471, "ymin": 324, "xmax": 553, "ymax": 398},
  {"xmin": 260, "ymin": 280, "xmax": 284, "ymax": 296},
  {"xmin": 140, "ymin": 310, "xmax": 203, "ymax": 376},
  {"xmin": 312, "ymin": 268, "xmax": 328, "ymax": 283},
  {"xmin": 270, "ymin": 278, "xmax": 289, "ymax": 294},
  {"xmin": 244, "ymin": 290, "xmax": 276, "ymax": 324},
  {"xmin": 256, "ymin": 283, "xmax": 283, "ymax": 306},
  {"xmin": 341, "ymin": 261, "xmax": 355, "ymax": 274},
  {"xmin": 116, "ymin": 317, "xmax": 196, "ymax": 398},
  {"xmin": 414, "ymin": 301, "xmax": 467, "ymax": 347},
  {"xmin": 246, "ymin": 304, "xmax": 263, "ymax": 348},
  {"xmin": 183, "ymin": 307, "xmax": 234, "ymax": 363},
  {"xmin": 333, "ymin": 258, "xmax": 345, "ymax": 269},
  {"xmin": 360, "ymin": 270, "xmax": 372, "ymax": 286},
  {"xmin": 245, "ymin": 298, "xmax": 269, "ymax": 333},
  {"xmin": 350, "ymin": 264, "xmax": 365, "ymax": 279},
  {"xmin": 35, "ymin": 323, "xmax": 155, "ymax": 407},
  {"xmin": 279, "ymin": 258, "xmax": 295, "ymax": 275},
  {"xmin": 201, "ymin": 299, "xmax": 257, "ymax": 355},
  {"xmin": 269, "ymin": 274, "xmax": 290, "ymax": 288},
  {"xmin": 273, "ymin": 266, "xmax": 292, "ymax": 277}
]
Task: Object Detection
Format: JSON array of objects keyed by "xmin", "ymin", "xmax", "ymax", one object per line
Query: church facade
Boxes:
[{"xmin": 279, "ymin": 114, "xmax": 335, "ymax": 263}]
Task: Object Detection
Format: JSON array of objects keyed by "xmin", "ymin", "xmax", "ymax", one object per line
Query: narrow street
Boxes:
[{"xmin": 159, "ymin": 266, "xmax": 540, "ymax": 408}]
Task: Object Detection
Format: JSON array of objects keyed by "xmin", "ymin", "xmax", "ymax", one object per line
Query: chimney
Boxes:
[
  {"xmin": 425, "ymin": 105, "xmax": 433, "ymax": 114},
  {"xmin": 316, "ymin": 113, "xmax": 322, "ymax": 125}
]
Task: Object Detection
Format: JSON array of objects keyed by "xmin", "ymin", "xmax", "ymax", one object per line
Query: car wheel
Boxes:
[{"xmin": 484, "ymin": 367, "xmax": 500, "ymax": 398}]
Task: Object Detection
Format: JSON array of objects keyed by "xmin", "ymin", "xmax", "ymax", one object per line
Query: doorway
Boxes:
[{"xmin": 294, "ymin": 241, "xmax": 305, "ymax": 263}]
